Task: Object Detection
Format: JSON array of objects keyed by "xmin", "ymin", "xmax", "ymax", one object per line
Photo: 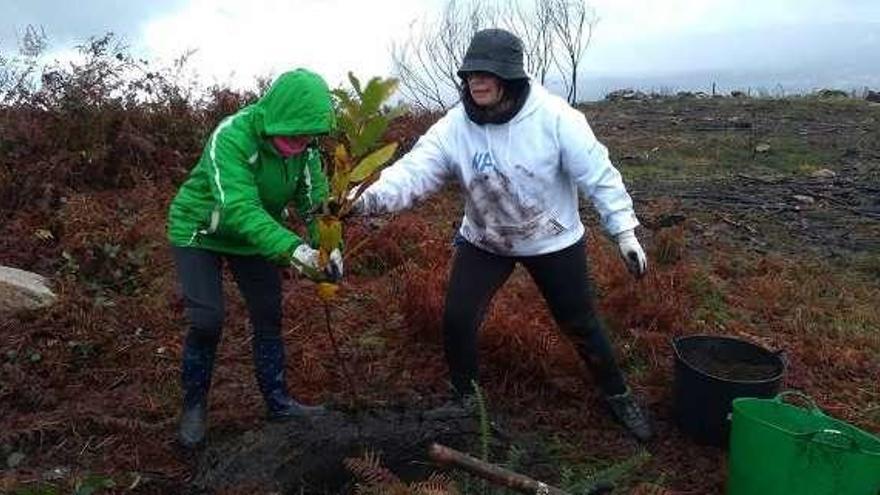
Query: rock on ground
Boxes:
[{"xmin": 0, "ymin": 266, "xmax": 56, "ymax": 314}]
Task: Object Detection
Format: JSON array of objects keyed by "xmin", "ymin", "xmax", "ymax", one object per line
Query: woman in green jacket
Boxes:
[{"xmin": 167, "ymin": 69, "xmax": 341, "ymax": 448}]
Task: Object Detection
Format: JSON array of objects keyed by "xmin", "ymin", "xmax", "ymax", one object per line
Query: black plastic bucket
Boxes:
[{"xmin": 672, "ymin": 335, "xmax": 785, "ymax": 447}]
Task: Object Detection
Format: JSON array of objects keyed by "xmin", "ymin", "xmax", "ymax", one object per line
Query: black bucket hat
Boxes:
[{"xmin": 457, "ymin": 28, "xmax": 528, "ymax": 80}]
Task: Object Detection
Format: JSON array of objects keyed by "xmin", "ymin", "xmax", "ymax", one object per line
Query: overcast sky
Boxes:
[{"xmin": 2, "ymin": 0, "xmax": 879, "ymax": 98}]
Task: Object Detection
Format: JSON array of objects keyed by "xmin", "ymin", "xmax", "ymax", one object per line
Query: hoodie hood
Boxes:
[
  {"xmin": 509, "ymin": 79, "xmax": 544, "ymax": 124},
  {"xmin": 256, "ymin": 69, "xmax": 336, "ymax": 136},
  {"xmin": 460, "ymin": 78, "xmax": 546, "ymax": 126},
  {"xmin": 462, "ymin": 78, "xmax": 531, "ymax": 125}
]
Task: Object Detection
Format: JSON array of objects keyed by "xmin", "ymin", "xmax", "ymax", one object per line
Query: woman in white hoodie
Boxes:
[{"xmin": 354, "ymin": 28, "xmax": 652, "ymax": 441}]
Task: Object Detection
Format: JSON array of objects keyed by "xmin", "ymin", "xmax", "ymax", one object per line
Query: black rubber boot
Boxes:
[
  {"xmin": 439, "ymin": 388, "xmax": 480, "ymax": 416},
  {"xmin": 253, "ymin": 336, "xmax": 324, "ymax": 420},
  {"xmin": 605, "ymin": 388, "xmax": 653, "ymax": 442},
  {"xmin": 178, "ymin": 333, "xmax": 217, "ymax": 449}
]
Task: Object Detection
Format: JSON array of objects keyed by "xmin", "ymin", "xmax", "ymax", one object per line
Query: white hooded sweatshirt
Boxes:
[{"xmin": 359, "ymin": 82, "xmax": 640, "ymax": 256}]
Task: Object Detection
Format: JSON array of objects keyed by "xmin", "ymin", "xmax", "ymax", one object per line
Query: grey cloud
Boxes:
[{"xmin": 1, "ymin": 0, "xmax": 186, "ymax": 49}]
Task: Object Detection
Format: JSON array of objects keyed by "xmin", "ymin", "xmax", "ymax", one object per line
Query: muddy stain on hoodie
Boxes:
[{"xmin": 463, "ymin": 162, "xmax": 565, "ymax": 252}]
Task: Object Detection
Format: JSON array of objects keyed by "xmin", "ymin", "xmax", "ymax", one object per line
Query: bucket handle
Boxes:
[
  {"xmin": 774, "ymin": 391, "xmax": 822, "ymax": 415},
  {"xmin": 796, "ymin": 429, "xmax": 862, "ymax": 452}
]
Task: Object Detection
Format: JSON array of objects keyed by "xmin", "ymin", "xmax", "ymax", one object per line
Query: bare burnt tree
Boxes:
[
  {"xmin": 548, "ymin": 0, "xmax": 598, "ymax": 104},
  {"xmin": 392, "ymin": 0, "xmax": 594, "ymax": 110},
  {"xmin": 502, "ymin": 0, "xmax": 556, "ymax": 85},
  {"xmin": 391, "ymin": 0, "xmax": 495, "ymax": 111}
]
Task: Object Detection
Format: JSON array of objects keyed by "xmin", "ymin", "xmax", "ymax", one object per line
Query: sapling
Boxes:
[
  {"xmin": 313, "ymin": 72, "xmax": 401, "ymax": 301},
  {"xmin": 310, "ymin": 73, "xmax": 402, "ymax": 408}
]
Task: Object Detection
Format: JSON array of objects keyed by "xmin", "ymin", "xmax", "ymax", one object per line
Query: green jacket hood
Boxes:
[{"xmin": 256, "ymin": 68, "xmax": 336, "ymax": 137}]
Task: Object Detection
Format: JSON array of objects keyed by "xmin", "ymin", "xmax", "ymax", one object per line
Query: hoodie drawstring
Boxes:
[
  {"xmin": 484, "ymin": 127, "xmax": 495, "ymax": 170},
  {"xmin": 506, "ymin": 124, "xmax": 512, "ymax": 169}
]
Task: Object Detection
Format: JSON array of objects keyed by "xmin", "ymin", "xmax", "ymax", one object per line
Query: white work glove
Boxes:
[
  {"xmin": 291, "ymin": 245, "xmax": 343, "ymax": 282},
  {"xmin": 615, "ymin": 229, "xmax": 647, "ymax": 278},
  {"xmin": 326, "ymin": 248, "xmax": 343, "ymax": 281},
  {"xmin": 348, "ymin": 189, "xmax": 381, "ymax": 217}
]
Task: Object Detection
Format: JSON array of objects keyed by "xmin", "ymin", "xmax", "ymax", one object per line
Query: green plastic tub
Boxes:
[{"xmin": 727, "ymin": 391, "xmax": 880, "ymax": 495}]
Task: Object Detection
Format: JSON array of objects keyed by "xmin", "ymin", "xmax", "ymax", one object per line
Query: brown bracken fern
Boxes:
[{"xmin": 345, "ymin": 451, "xmax": 458, "ymax": 495}]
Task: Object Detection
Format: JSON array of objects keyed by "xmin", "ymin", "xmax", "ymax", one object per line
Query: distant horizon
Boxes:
[
  {"xmin": 575, "ymin": 19, "xmax": 880, "ymax": 101},
  {"xmin": 575, "ymin": 68, "xmax": 880, "ymax": 101}
]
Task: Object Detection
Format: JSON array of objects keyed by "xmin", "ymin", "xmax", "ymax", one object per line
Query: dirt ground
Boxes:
[
  {"xmin": 587, "ymin": 96, "xmax": 880, "ymax": 261},
  {"xmin": 2, "ymin": 95, "xmax": 878, "ymax": 494}
]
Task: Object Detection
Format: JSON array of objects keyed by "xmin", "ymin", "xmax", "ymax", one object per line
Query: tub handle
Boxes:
[{"xmin": 774, "ymin": 390, "xmax": 821, "ymax": 414}]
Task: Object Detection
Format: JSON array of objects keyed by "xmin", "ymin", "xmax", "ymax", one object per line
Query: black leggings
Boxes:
[
  {"xmin": 172, "ymin": 246, "xmax": 282, "ymax": 346},
  {"xmin": 442, "ymin": 237, "xmax": 627, "ymax": 397}
]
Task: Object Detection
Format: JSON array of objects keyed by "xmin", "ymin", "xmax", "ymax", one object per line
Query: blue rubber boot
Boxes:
[
  {"xmin": 253, "ymin": 336, "xmax": 324, "ymax": 420},
  {"xmin": 178, "ymin": 332, "xmax": 217, "ymax": 449}
]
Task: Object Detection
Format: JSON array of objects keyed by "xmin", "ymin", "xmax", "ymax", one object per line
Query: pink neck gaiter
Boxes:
[{"xmin": 271, "ymin": 136, "xmax": 310, "ymax": 157}]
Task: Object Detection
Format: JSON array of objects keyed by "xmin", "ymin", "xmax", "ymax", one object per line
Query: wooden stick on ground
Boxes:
[{"xmin": 428, "ymin": 443, "xmax": 571, "ymax": 495}]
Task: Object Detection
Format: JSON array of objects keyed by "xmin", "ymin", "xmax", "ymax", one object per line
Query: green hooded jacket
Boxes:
[{"xmin": 167, "ymin": 69, "xmax": 335, "ymax": 264}]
